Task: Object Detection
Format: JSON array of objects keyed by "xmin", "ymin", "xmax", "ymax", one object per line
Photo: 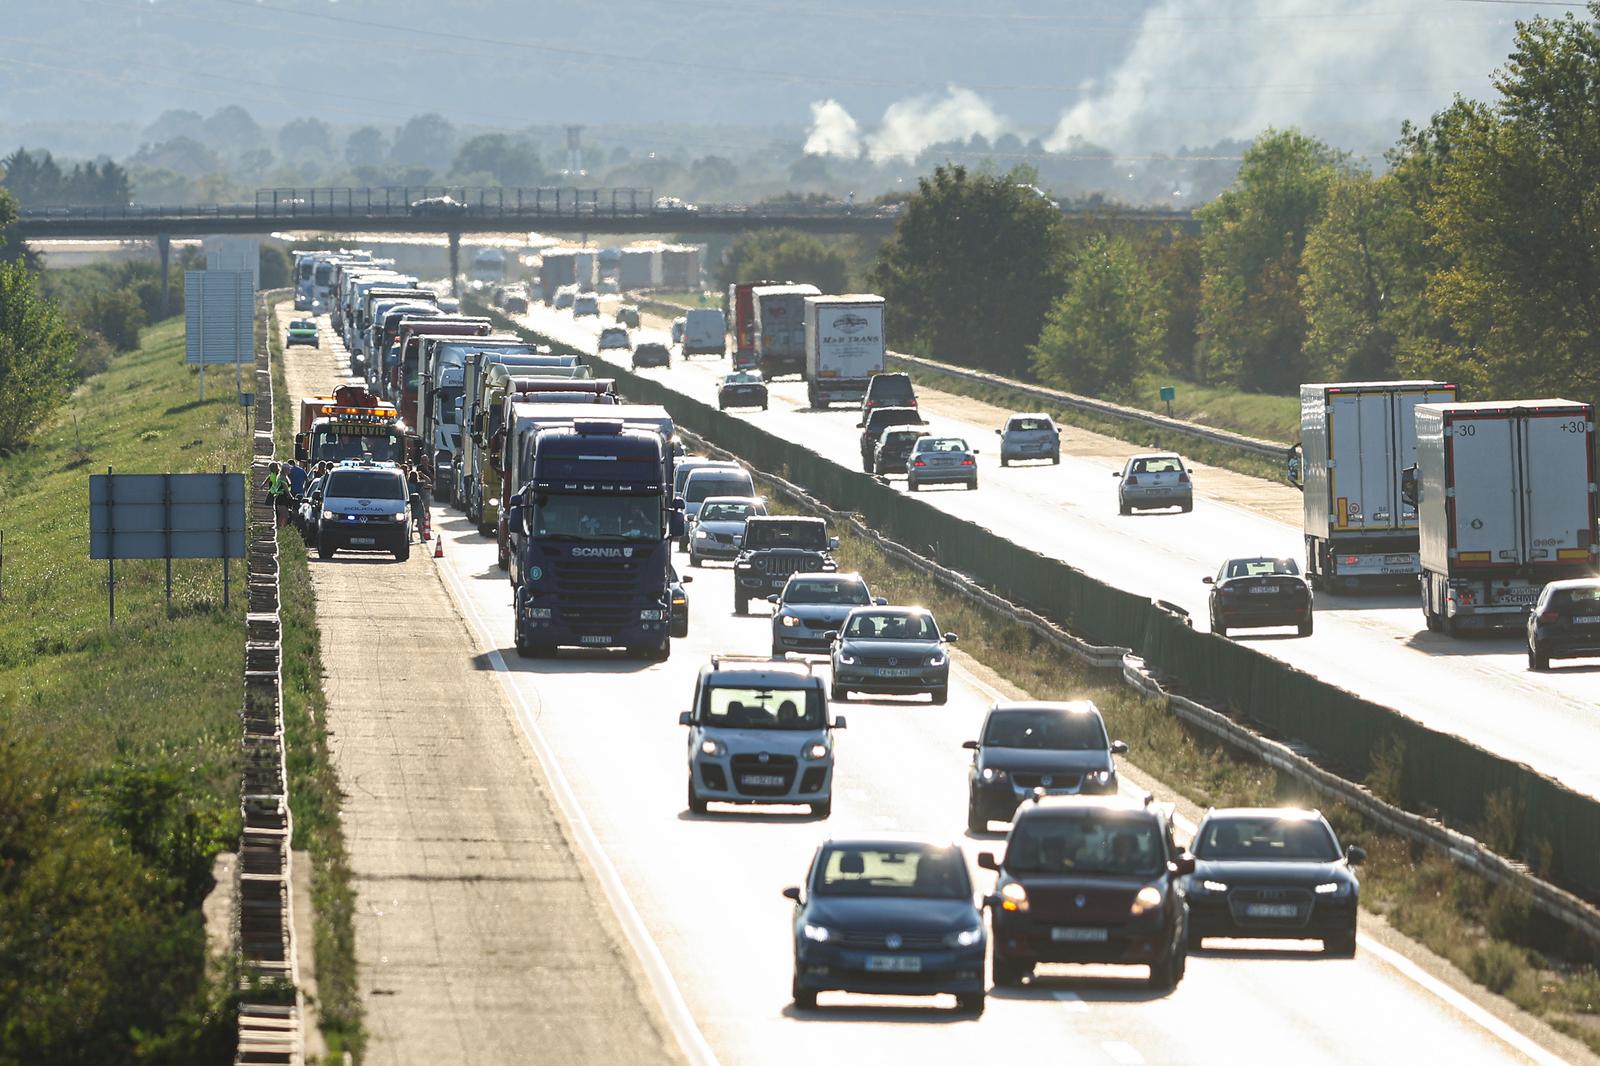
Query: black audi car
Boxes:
[
  {"xmin": 1527, "ymin": 578, "xmax": 1600, "ymax": 670},
  {"xmin": 963, "ymin": 701, "xmax": 1127, "ymax": 834},
  {"xmin": 1205, "ymin": 556, "xmax": 1314, "ymax": 638},
  {"xmin": 717, "ymin": 370, "xmax": 769, "ymax": 411},
  {"xmin": 785, "ymin": 838, "xmax": 987, "ymax": 1014},
  {"xmin": 981, "ymin": 795, "xmax": 1192, "ymax": 990},
  {"xmin": 1184, "ymin": 807, "xmax": 1363, "ymax": 955}
]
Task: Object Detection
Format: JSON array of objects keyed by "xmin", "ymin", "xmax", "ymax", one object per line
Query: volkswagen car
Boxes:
[
  {"xmin": 1115, "ymin": 453, "xmax": 1193, "ymax": 514},
  {"xmin": 785, "ymin": 838, "xmax": 985, "ymax": 1014},
  {"xmin": 1206, "ymin": 557, "xmax": 1314, "ymax": 638},
  {"xmin": 718, "ymin": 370, "xmax": 769, "ymax": 411},
  {"xmin": 770, "ymin": 572, "xmax": 885, "ymax": 658},
  {"xmin": 872, "ymin": 427, "xmax": 928, "ymax": 476},
  {"xmin": 286, "ymin": 319, "xmax": 320, "ymax": 347},
  {"xmin": 828, "ymin": 605, "xmax": 954, "ymax": 705},
  {"xmin": 597, "ymin": 326, "xmax": 631, "ymax": 353},
  {"xmin": 997, "ymin": 413, "xmax": 1060, "ymax": 466},
  {"xmin": 1184, "ymin": 808, "xmax": 1363, "ymax": 955},
  {"xmin": 632, "ymin": 342, "xmax": 671, "ymax": 369},
  {"xmin": 963, "ymin": 701, "xmax": 1128, "ymax": 834}
]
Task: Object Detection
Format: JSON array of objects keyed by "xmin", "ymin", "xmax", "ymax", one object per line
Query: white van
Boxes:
[{"xmin": 681, "ymin": 308, "xmax": 727, "ymax": 358}]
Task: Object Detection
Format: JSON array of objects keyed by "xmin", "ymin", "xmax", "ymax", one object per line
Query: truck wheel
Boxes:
[
  {"xmin": 687, "ymin": 776, "xmax": 709, "ymax": 814},
  {"xmin": 1297, "ymin": 613, "xmax": 1313, "ymax": 638},
  {"xmin": 393, "ymin": 540, "xmax": 411, "ymax": 563}
]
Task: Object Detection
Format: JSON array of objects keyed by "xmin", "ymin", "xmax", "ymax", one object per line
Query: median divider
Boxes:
[{"xmin": 477, "ymin": 301, "xmax": 1600, "ymax": 924}]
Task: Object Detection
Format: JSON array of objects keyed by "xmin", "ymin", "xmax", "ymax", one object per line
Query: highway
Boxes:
[
  {"xmin": 280, "ymin": 301, "xmax": 1576, "ymax": 1065},
  {"xmin": 511, "ymin": 299, "xmax": 1600, "ymax": 804}
]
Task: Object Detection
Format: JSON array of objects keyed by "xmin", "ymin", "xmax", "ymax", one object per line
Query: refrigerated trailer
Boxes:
[
  {"xmin": 1295, "ymin": 380, "xmax": 1457, "ymax": 588},
  {"xmin": 803, "ymin": 295, "xmax": 887, "ymax": 409},
  {"xmin": 1414, "ymin": 399, "xmax": 1598, "ymax": 634}
]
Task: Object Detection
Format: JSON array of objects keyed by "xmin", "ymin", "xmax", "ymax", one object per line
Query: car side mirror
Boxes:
[
  {"xmin": 993, "ymin": 428, "xmax": 1001, "ymax": 435},
  {"xmin": 944, "ymin": 632, "xmax": 959, "ymax": 643},
  {"xmin": 1347, "ymin": 846, "xmax": 1367, "ymax": 866},
  {"xmin": 1110, "ymin": 740, "xmax": 1128, "ymax": 755},
  {"xmin": 961, "ymin": 740, "xmax": 979, "ymax": 750},
  {"xmin": 972, "ymin": 449, "xmax": 980, "ymax": 455},
  {"xmin": 680, "ymin": 575, "xmax": 693, "ymax": 584},
  {"xmin": 977, "ymin": 852, "xmax": 1000, "ymax": 872},
  {"xmin": 1169, "ymin": 853, "xmax": 1197, "ymax": 876},
  {"xmin": 782, "ymin": 886, "xmax": 802, "ymax": 902},
  {"xmin": 873, "ymin": 597, "xmax": 887, "ymax": 606},
  {"xmin": 767, "ymin": 594, "xmax": 780, "ymax": 604},
  {"xmin": 831, "ymin": 715, "xmax": 847, "ymax": 729},
  {"xmin": 678, "ymin": 711, "xmax": 692, "ymax": 726},
  {"xmin": 1202, "ymin": 576, "xmax": 1215, "ymax": 585},
  {"xmin": 1111, "ymin": 471, "xmax": 1122, "ymax": 478},
  {"xmin": 855, "ymin": 421, "xmax": 865, "ymax": 428},
  {"xmin": 822, "ymin": 630, "xmax": 838, "ymax": 642}
]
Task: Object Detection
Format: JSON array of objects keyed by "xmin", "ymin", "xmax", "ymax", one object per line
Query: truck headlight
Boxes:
[
  {"xmin": 1129, "ymin": 886, "xmax": 1164, "ymax": 916},
  {"xmin": 639, "ymin": 609, "xmax": 667, "ymax": 621}
]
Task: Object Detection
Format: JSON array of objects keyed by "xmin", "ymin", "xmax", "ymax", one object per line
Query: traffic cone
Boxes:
[{"xmin": 433, "ymin": 534, "xmax": 444, "ymax": 558}]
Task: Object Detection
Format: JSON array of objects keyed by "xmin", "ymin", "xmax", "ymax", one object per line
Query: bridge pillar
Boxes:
[
  {"xmin": 448, "ymin": 230, "xmax": 461, "ymax": 297},
  {"xmin": 157, "ymin": 233, "xmax": 171, "ymax": 318}
]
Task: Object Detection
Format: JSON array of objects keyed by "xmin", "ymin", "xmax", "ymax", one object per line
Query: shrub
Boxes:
[
  {"xmin": 73, "ymin": 289, "xmax": 146, "ymax": 351},
  {"xmin": 71, "ymin": 331, "xmax": 114, "ymax": 380}
]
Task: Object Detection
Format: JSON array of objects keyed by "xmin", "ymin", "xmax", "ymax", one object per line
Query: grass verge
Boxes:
[
  {"xmin": 268, "ymin": 309, "xmax": 365, "ymax": 1061},
  {"xmin": 0, "ymin": 315, "xmax": 249, "ymax": 1062},
  {"xmin": 1130, "ymin": 371, "xmax": 1299, "ymax": 442},
  {"xmin": 892, "ymin": 358, "xmax": 1290, "ymax": 483},
  {"xmin": 757, "ymin": 475, "xmax": 1600, "ymax": 1052}
]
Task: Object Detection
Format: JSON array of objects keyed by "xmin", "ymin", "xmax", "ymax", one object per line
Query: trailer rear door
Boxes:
[
  {"xmin": 1447, "ymin": 413, "xmax": 1520, "ymax": 565},
  {"xmin": 1521, "ymin": 408, "xmax": 1595, "ymax": 567},
  {"xmin": 1328, "ymin": 390, "xmax": 1395, "ymax": 530}
]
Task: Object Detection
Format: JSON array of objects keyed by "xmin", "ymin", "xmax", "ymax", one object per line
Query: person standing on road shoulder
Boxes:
[
  {"xmin": 263, "ymin": 461, "xmax": 293, "ymax": 529},
  {"xmin": 407, "ymin": 463, "xmax": 433, "ymax": 540},
  {"xmin": 286, "ymin": 460, "xmax": 308, "ymax": 501}
]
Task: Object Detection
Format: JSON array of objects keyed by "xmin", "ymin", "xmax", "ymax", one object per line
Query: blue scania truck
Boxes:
[{"xmin": 507, "ymin": 418, "xmax": 683, "ymax": 660}]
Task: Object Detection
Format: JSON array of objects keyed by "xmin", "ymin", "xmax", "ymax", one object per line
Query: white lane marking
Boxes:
[
  {"xmin": 434, "ymin": 557, "xmax": 720, "ymax": 1066},
  {"xmin": 1051, "ymin": 990, "xmax": 1088, "ymax": 1013},
  {"xmin": 845, "ymin": 788, "xmax": 870, "ymax": 802},
  {"xmin": 1101, "ymin": 1041, "xmax": 1145, "ymax": 1065}
]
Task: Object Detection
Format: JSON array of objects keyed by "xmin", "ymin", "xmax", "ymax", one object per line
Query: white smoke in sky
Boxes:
[{"xmin": 803, "ymin": 87, "xmax": 1010, "ymax": 164}]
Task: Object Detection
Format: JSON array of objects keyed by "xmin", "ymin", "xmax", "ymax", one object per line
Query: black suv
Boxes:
[
  {"xmin": 861, "ymin": 372, "xmax": 918, "ymax": 417},
  {"xmin": 632, "ymin": 342, "xmax": 671, "ymax": 369},
  {"xmin": 980, "ymin": 795, "xmax": 1192, "ymax": 991},
  {"xmin": 733, "ymin": 516, "xmax": 838, "ymax": 615},
  {"xmin": 858, "ymin": 406, "xmax": 926, "ymax": 471}
]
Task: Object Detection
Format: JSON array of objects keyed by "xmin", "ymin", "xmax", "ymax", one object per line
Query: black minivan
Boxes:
[{"xmin": 861, "ymin": 372, "xmax": 917, "ymax": 418}]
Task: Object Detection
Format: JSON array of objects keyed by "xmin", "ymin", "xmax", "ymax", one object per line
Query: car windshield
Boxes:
[
  {"xmin": 1192, "ymin": 816, "xmax": 1339, "ymax": 862},
  {"xmin": 291, "ymin": 320, "xmax": 314, "ymax": 330},
  {"xmin": 702, "ymin": 685, "xmax": 823, "ymax": 729},
  {"xmin": 699, "ymin": 501, "xmax": 756, "ymax": 523},
  {"xmin": 744, "ymin": 522, "xmax": 827, "ymax": 549},
  {"xmin": 675, "ymin": 463, "xmax": 736, "ymax": 494},
  {"xmin": 324, "ymin": 471, "xmax": 405, "ymax": 500},
  {"xmin": 601, "ymin": 330, "xmax": 626, "ymax": 344},
  {"xmin": 785, "ymin": 578, "xmax": 870, "ymax": 606},
  {"xmin": 686, "ymin": 475, "xmax": 752, "ymax": 504},
  {"xmin": 531, "ymin": 493, "xmax": 662, "ymax": 541},
  {"xmin": 1006, "ymin": 815, "xmax": 1164, "ymax": 877},
  {"xmin": 869, "ymin": 377, "xmax": 914, "ymax": 400},
  {"xmin": 918, "ymin": 438, "xmax": 969, "ymax": 453},
  {"xmin": 983, "ymin": 710, "xmax": 1108, "ymax": 751},
  {"xmin": 1225, "ymin": 558, "xmax": 1300, "ymax": 579},
  {"xmin": 815, "ymin": 845, "xmax": 969, "ymax": 899},
  {"xmin": 1130, "ymin": 456, "xmax": 1184, "ymax": 474},
  {"xmin": 1009, "ymin": 418, "xmax": 1050, "ymax": 432},
  {"xmin": 884, "ymin": 432, "xmax": 923, "ymax": 448},
  {"xmin": 845, "ymin": 612, "xmax": 938, "ymax": 640},
  {"xmin": 870, "ymin": 411, "xmax": 918, "ymax": 431},
  {"xmin": 725, "ymin": 373, "xmax": 761, "ymax": 384}
]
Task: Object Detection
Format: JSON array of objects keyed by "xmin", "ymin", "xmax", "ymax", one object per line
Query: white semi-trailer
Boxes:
[
  {"xmin": 1414, "ymin": 399, "xmax": 1598, "ymax": 634},
  {"xmin": 803, "ymin": 295, "xmax": 887, "ymax": 409},
  {"xmin": 1294, "ymin": 380, "xmax": 1457, "ymax": 589}
]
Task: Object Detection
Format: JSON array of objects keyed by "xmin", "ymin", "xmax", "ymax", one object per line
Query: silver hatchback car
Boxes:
[
  {"xmin": 997, "ymin": 413, "xmax": 1060, "ymax": 466},
  {"xmin": 1115, "ymin": 453, "xmax": 1193, "ymax": 514}
]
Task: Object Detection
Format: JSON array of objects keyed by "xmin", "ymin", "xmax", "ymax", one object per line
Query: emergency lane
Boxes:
[
  {"xmin": 283, "ymin": 300, "xmax": 1570, "ymax": 1066},
  {"xmin": 515, "ymin": 301, "xmax": 1600, "ymax": 803}
]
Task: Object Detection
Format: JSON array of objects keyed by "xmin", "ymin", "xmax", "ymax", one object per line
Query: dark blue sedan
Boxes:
[{"xmin": 784, "ymin": 838, "xmax": 986, "ymax": 1014}]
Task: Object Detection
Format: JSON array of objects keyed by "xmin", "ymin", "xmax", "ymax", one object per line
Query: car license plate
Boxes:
[
  {"xmin": 1052, "ymin": 927, "xmax": 1109, "ymax": 942},
  {"xmin": 1244, "ymin": 903, "xmax": 1300, "ymax": 919},
  {"xmin": 579, "ymin": 635, "xmax": 611, "ymax": 645},
  {"xmin": 876, "ymin": 667, "xmax": 915, "ymax": 677},
  {"xmin": 1576, "ymin": 616, "xmax": 1600, "ymax": 625},
  {"xmin": 350, "ymin": 537, "xmax": 375, "ymax": 545},
  {"xmin": 865, "ymin": 955, "xmax": 923, "ymax": 973},
  {"xmin": 740, "ymin": 774, "xmax": 786, "ymax": 787},
  {"xmin": 1249, "ymin": 586, "xmax": 1280, "ymax": 594}
]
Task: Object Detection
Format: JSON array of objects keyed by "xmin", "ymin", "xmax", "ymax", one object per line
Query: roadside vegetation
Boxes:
[
  {"xmin": 751, "ymin": 475, "xmax": 1600, "ymax": 1052},
  {"xmin": 267, "ymin": 308, "xmax": 365, "ymax": 1060},
  {"xmin": 0, "ymin": 314, "xmax": 247, "ymax": 1063}
]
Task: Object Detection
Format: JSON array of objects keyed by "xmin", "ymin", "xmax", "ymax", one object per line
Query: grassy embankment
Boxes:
[
  {"xmin": 757, "ymin": 481, "xmax": 1600, "ymax": 1051},
  {"xmin": 267, "ymin": 307, "xmax": 365, "ymax": 1061},
  {"xmin": 0, "ymin": 317, "xmax": 247, "ymax": 1062}
]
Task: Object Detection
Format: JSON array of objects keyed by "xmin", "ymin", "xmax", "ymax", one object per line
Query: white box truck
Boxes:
[
  {"xmin": 752, "ymin": 283, "xmax": 820, "ymax": 380},
  {"xmin": 1414, "ymin": 399, "xmax": 1598, "ymax": 634},
  {"xmin": 1294, "ymin": 380, "xmax": 1457, "ymax": 588},
  {"xmin": 803, "ymin": 295, "xmax": 887, "ymax": 409}
]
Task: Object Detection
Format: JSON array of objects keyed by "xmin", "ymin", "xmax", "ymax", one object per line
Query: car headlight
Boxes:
[
  {"xmin": 801, "ymin": 742, "xmax": 830, "ymax": 761},
  {"xmin": 998, "ymin": 882, "xmax": 1028, "ymax": 913},
  {"xmin": 322, "ymin": 509, "xmax": 335, "ymax": 520},
  {"xmin": 836, "ymin": 652, "xmax": 856, "ymax": 665},
  {"xmin": 944, "ymin": 925, "xmax": 983, "ymax": 948},
  {"xmin": 927, "ymin": 654, "xmax": 946, "ymax": 667},
  {"xmin": 802, "ymin": 923, "xmax": 832, "ymax": 943},
  {"xmin": 980, "ymin": 767, "xmax": 1007, "ymax": 783},
  {"xmin": 1199, "ymin": 879, "xmax": 1229, "ymax": 894},
  {"xmin": 393, "ymin": 511, "xmax": 409, "ymax": 522},
  {"xmin": 1314, "ymin": 881, "xmax": 1348, "ymax": 896},
  {"xmin": 781, "ymin": 615, "xmax": 801, "ymax": 628},
  {"xmin": 694, "ymin": 529, "xmax": 709, "ymax": 539},
  {"xmin": 699, "ymin": 739, "xmax": 727, "ymax": 757},
  {"xmin": 1087, "ymin": 769, "xmax": 1115, "ymax": 787},
  {"xmin": 639, "ymin": 609, "xmax": 667, "ymax": 621},
  {"xmin": 1129, "ymin": 886, "xmax": 1164, "ymax": 916}
]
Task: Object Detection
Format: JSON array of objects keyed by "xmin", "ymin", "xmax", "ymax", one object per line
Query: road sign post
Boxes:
[{"xmin": 1159, "ymin": 385, "xmax": 1177, "ymax": 418}]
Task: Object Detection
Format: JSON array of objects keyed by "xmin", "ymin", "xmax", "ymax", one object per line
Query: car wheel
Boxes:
[
  {"xmin": 791, "ymin": 976, "xmax": 817, "ymax": 1010},
  {"xmin": 734, "ymin": 596, "xmax": 748, "ymax": 616},
  {"xmin": 650, "ymin": 638, "xmax": 671, "ymax": 662},
  {"xmin": 930, "ymin": 687, "xmax": 948, "ymax": 706},
  {"xmin": 1119, "ymin": 501, "xmax": 1132, "ymax": 516},
  {"xmin": 830, "ymin": 683, "xmax": 847, "ymax": 702},
  {"xmin": 1147, "ymin": 946, "xmax": 1184, "ymax": 990},
  {"xmin": 1297, "ymin": 613, "xmax": 1314, "ymax": 638},
  {"xmin": 810, "ymin": 799, "xmax": 831, "ymax": 819},
  {"xmin": 771, "ymin": 645, "xmax": 786, "ymax": 660},
  {"xmin": 992, "ymin": 954, "xmax": 1031, "ymax": 987},
  {"xmin": 393, "ymin": 540, "xmax": 410, "ymax": 563},
  {"xmin": 316, "ymin": 536, "xmax": 334, "ymax": 560},
  {"xmin": 967, "ymin": 799, "xmax": 987, "ymax": 836},
  {"xmin": 1052, "ymin": 452, "xmax": 1061, "ymax": 465},
  {"xmin": 762, "ymin": 402, "xmax": 769, "ymax": 411},
  {"xmin": 1213, "ymin": 621, "xmax": 1228, "ymax": 638},
  {"xmin": 956, "ymin": 992, "xmax": 986, "ymax": 1015},
  {"xmin": 1180, "ymin": 502, "xmax": 1193, "ymax": 513},
  {"xmin": 1000, "ymin": 456, "xmax": 1009, "ymax": 467},
  {"xmin": 689, "ymin": 552, "xmax": 702, "ymax": 567},
  {"xmin": 1186, "ymin": 927, "xmax": 1204, "ymax": 952},
  {"xmin": 1323, "ymin": 928, "xmax": 1358, "ymax": 958},
  {"xmin": 1529, "ymin": 644, "xmax": 1550, "ymax": 671},
  {"xmin": 687, "ymin": 775, "xmax": 709, "ymax": 815},
  {"xmin": 907, "ymin": 479, "xmax": 919, "ymax": 492},
  {"xmin": 967, "ymin": 478, "xmax": 978, "ymax": 490}
]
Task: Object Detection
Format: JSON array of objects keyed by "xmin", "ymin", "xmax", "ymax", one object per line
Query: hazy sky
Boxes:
[{"xmin": 0, "ymin": 0, "xmax": 1581, "ymax": 159}]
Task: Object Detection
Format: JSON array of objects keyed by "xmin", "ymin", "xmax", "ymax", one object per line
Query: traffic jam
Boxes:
[{"xmin": 283, "ymin": 245, "xmax": 1596, "ymax": 1017}]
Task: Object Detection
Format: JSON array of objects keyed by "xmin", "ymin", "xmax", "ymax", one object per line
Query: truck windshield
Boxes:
[
  {"xmin": 436, "ymin": 388, "xmax": 462, "ymax": 425},
  {"xmin": 316, "ymin": 432, "xmax": 404, "ymax": 464},
  {"xmin": 701, "ymin": 685, "xmax": 823, "ymax": 729},
  {"xmin": 532, "ymin": 493, "xmax": 662, "ymax": 541}
]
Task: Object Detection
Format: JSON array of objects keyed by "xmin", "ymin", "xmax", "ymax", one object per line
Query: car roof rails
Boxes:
[{"xmin": 709, "ymin": 653, "xmax": 813, "ymax": 674}]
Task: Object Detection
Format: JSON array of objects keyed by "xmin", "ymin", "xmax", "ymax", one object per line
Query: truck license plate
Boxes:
[
  {"xmin": 1496, "ymin": 588, "xmax": 1540, "ymax": 606},
  {"xmin": 1052, "ymin": 927, "xmax": 1109, "ymax": 942},
  {"xmin": 1245, "ymin": 903, "xmax": 1300, "ymax": 919},
  {"xmin": 739, "ymin": 774, "xmax": 786, "ymax": 788},
  {"xmin": 579, "ymin": 635, "xmax": 611, "ymax": 645},
  {"xmin": 350, "ymin": 537, "xmax": 375, "ymax": 545},
  {"xmin": 866, "ymin": 955, "xmax": 923, "ymax": 973}
]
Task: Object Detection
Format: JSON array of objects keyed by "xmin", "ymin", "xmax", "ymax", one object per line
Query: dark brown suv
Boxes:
[
  {"xmin": 979, "ymin": 794, "xmax": 1193, "ymax": 991},
  {"xmin": 858, "ymin": 406, "xmax": 926, "ymax": 471}
]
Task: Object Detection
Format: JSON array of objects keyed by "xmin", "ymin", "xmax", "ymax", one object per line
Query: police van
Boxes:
[{"xmin": 316, "ymin": 460, "xmax": 415, "ymax": 562}]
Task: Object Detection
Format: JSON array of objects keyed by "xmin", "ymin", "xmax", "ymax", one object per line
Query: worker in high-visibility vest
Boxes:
[{"xmin": 263, "ymin": 462, "xmax": 293, "ymax": 529}]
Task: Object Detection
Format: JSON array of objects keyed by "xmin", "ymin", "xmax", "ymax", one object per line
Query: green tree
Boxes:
[
  {"xmin": 1196, "ymin": 128, "xmax": 1344, "ymax": 391},
  {"xmin": 870, "ymin": 164, "xmax": 1071, "ymax": 377},
  {"xmin": 390, "ymin": 113, "xmax": 456, "ymax": 168},
  {"xmin": 277, "ymin": 117, "xmax": 333, "ymax": 161},
  {"xmin": 1301, "ymin": 170, "xmax": 1405, "ymax": 381},
  {"xmin": 718, "ymin": 229, "xmax": 855, "ymax": 294},
  {"xmin": 344, "ymin": 126, "xmax": 388, "ymax": 169},
  {"xmin": 0, "ymin": 258, "xmax": 78, "ymax": 451},
  {"xmin": 452, "ymin": 134, "xmax": 542, "ymax": 186},
  {"xmin": 259, "ymin": 244, "xmax": 292, "ymax": 290},
  {"xmin": 72, "ymin": 289, "xmax": 145, "ymax": 351},
  {"xmin": 1031, "ymin": 235, "xmax": 1164, "ymax": 399}
]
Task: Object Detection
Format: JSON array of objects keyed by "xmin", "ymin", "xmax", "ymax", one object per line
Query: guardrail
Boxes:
[
  {"xmin": 237, "ymin": 291, "xmax": 304, "ymax": 1064},
  {"xmin": 883, "ymin": 350, "xmax": 1292, "ymax": 460}
]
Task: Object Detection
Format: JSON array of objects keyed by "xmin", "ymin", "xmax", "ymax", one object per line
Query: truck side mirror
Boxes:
[
  {"xmin": 294, "ymin": 434, "xmax": 308, "ymax": 463},
  {"xmin": 1286, "ymin": 444, "xmax": 1304, "ymax": 490},
  {"xmin": 669, "ymin": 510, "xmax": 685, "ymax": 538},
  {"xmin": 1400, "ymin": 465, "xmax": 1419, "ymax": 507},
  {"xmin": 507, "ymin": 503, "xmax": 524, "ymax": 533}
]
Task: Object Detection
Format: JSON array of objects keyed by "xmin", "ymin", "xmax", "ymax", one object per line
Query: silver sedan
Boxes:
[
  {"xmin": 828, "ymin": 606, "xmax": 955, "ymax": 705},
  {"xmin": 907, "ymin": 436, "xmax": 979, "ymax": 491}
]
